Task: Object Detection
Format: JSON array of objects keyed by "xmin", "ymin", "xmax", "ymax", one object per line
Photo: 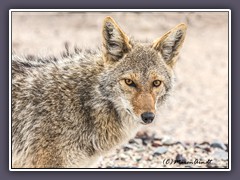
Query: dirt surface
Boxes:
[{"xmin": 11, "ymin": 11, "xmax": 229, "ymax": 168}]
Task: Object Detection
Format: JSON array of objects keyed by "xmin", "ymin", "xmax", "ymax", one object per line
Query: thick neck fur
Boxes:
[{"xmin": 12, "ymin": 51, "xmax": 140, "ymax": 166}]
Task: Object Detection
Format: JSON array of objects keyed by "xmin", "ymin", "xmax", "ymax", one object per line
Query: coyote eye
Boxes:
[
  {"xmin": 125, "ymin": 79, "xmax": 136, "ymax": 87},
  {"xmin": 153, "ymin": 80, "xmax": 161, "ymax": 87}
]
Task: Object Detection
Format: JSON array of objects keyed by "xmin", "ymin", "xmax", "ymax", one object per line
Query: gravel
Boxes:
[{"xmin": 98, "ymin": 134, "xmax": 229, "ymax": 169}]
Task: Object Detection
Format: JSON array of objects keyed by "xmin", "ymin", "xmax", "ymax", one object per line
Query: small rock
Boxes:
[
  {"xmin": 129, "ymin": 138, "xmax": 142, "ymax": 145},
  {"xmin": 118, "ymin": 153, "xmax": 130, "ymax": 161},
  {"xmin": 135, "ymin": 139, "xmax": 143, "ymax": 145},
  {"xmin": 142, "ymin": 139, "xmax": 149, "ymax": 146},
  {"xmin": 175, "ymin": 154, "xmax": 187, "ymax": 164},
  {"xmin": 135, "ymin": 147, "xmax": 145, "ymax": 153},
  {"xmin": 195, "ymin": 143, "xmax": 211, "ymax": 152},
  {"xmin": 212, "ymin": 149, "xmax": 228, "ymax": 161},
  {"xmin": 128, "ymin": 139, "xmax": 136, "ymax": 144},
  {"xmin": 132, "ymin": 155, "xmax": 142, "ymax": 162},
  {"xmin": 204, "ymin": 147, "xmax": 211, "ymax": 152},
  {"xmin": 161, "ymin": 135, "xmax": 175, "ymax": 145},
  {"xmin": 153, "ymin": 146, "xmax": 168, "ymax": 156},
  {"xmin": 210, "ymin": 140, "xmax": 227, "ymax": 151},
  {"xmin": 151, "ymin": 139, "xmax": 162, "ymax": 147},
  {"xmin": 123, "ymin": 144, "xmax": 135, "ymax": 151}
]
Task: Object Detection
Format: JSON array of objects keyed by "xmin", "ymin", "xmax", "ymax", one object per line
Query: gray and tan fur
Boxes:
[{"xmin": 12, "ymin": 16, "xmax": 187, "ymax": 168}]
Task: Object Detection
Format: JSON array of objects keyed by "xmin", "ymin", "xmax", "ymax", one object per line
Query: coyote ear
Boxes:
[
  {"xmin": 102, "ymin": 16, "xmax": 132, "ymax": 62},
  {"xmin": 152, "ymin": 24, "xmax": 187, "ymax": 67}
]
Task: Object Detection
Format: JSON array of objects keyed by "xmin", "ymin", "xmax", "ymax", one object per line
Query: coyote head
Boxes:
[{"xmin": 99, "ymin": 16, "xmax": 187, "ymax": 125}]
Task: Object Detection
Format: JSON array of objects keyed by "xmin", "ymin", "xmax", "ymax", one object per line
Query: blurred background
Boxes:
[{"xmin": 12, "ymin": 11, "xmax": 229, "ymax": 144}]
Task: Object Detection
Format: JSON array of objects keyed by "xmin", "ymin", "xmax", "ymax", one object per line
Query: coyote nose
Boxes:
[{"xmin": 141, "ymin": 112, "xmax": 155, "ymax": 124}]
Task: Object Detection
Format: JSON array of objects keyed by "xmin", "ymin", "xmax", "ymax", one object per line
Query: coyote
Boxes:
[{"xmin": 12, "ymin": 16, "xmax": 187, "ymax": 168}]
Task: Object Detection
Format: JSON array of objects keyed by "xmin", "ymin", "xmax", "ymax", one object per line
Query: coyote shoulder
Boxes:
[{"xmin": 12, "ymin": 16, "xmax": 187, "ymax": 168}]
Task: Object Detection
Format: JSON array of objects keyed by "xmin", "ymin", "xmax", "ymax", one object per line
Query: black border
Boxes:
[
  {"xmin": 1, "ymin": 0, "xmax": 240, "ymax": 179},
  {"xmin": 9, "ymin": 10, "xmax": 230, "ymax": 171}
]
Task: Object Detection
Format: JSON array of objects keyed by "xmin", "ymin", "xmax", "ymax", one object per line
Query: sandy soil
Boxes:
[{"xmin": 12, "ymin": 11, "xmax": 229, "ymax": 144}]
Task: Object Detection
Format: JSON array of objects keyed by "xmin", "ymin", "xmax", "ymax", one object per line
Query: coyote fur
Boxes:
[{"xmin": 12, "ymin": 16, "xmax": 187, "ymax": 168}]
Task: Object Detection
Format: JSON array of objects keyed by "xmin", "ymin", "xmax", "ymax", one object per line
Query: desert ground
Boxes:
[{"xmin": 11, "ymin": 11, "xmax": 229, "ymax": 168}]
